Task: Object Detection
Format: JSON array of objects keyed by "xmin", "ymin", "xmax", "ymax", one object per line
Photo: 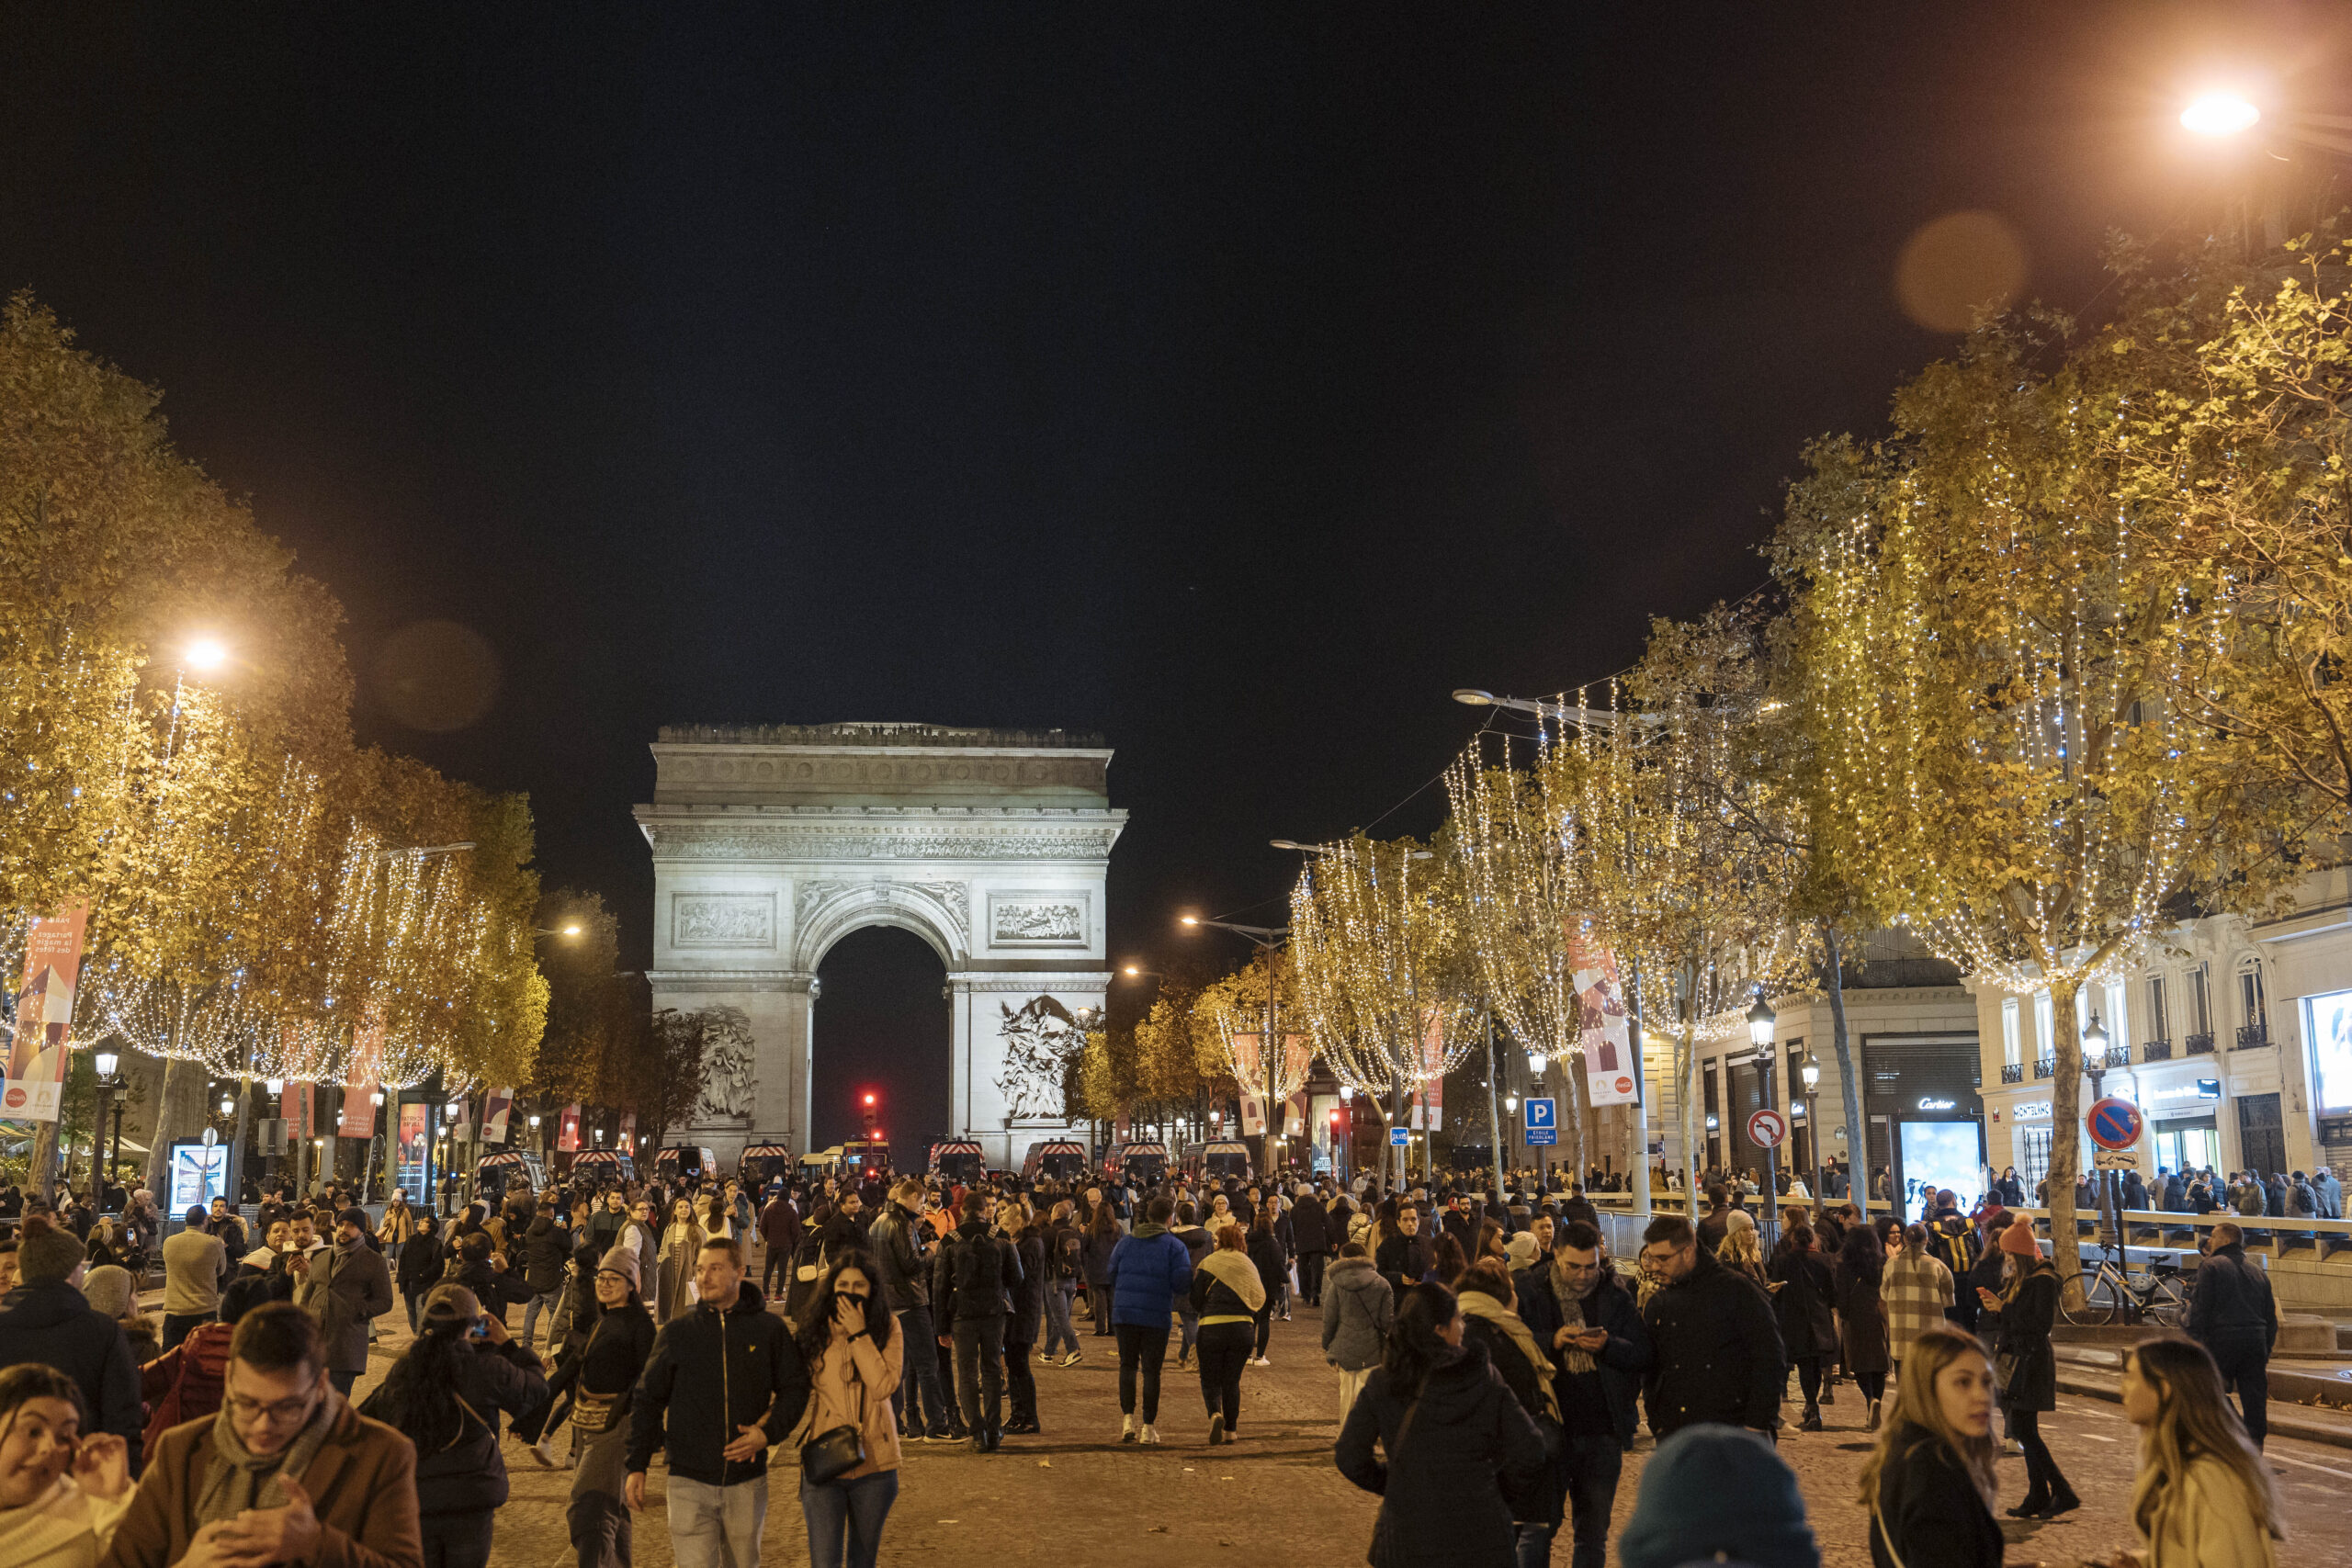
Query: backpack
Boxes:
[
  {"xmin": 1055, "ymin": 1226, "xmax": 1084, "ymax": 1282},
  {"xmin": 1932, "ymin": 1215, "xmax": 1978, "ymax": 1276}
]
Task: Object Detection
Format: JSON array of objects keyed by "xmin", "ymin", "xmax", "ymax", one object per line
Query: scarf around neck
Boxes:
[
  {"xmin": 1197, "ymin": 1249, "xmax": 1266, "ymax": 1314},
  {"xmin": 198, "ymin": 1387, "xmax": 338, "ymax": 1527},
  {"xmin": 1457, "ymin": 1291, "xmax": 1562, "ymax": 1425},
  {"xmin": 1546, "ymin": 1258, "xmax": 1601, "ymax": 1376}
]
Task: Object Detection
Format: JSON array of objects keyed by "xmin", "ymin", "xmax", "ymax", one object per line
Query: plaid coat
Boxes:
[{"xmin": 1883, "ymin": 1246, "xmax": 1954, "ymax": 1362}]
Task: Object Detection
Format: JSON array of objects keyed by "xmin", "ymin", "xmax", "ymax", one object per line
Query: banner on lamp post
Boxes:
[
  {"xmin": 337, "ymin": 1019, "xmax": 383, "ymax": 1139},
  {"xmin": 616, "ymin": 1111, "xmax": 636, "ymax": 1152},
  {"xmin": 1567, "ymin": 922, "xmax": 1640, "ymax": 1108},
  {"xmin": 1238, "ymin": 1091, "xmax": 1267, "ymax": 1137},
  {"xmin": 557, "ymin": 1104, "xmax": 581, "ymax": 1153},
  {"xmin": 482, "ymin": 1087, "xmax": 515, "ymax": 1146},
  {"xmin": 4, "ymin": 904, "xmax": 89, "ymax": 1123},
  {"xmin": 395, "ymin": 1102, "xmax": 430, "ymax": 1201}
]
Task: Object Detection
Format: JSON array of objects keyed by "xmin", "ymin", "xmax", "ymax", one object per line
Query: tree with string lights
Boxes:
[
  {"xmin": 1770, "ymin": 299, "xmax": 2306, "ymax": 1292},
  {"xmin": 1287, "ymin": 832, "xmax": 1477, "ymax": 1188}
]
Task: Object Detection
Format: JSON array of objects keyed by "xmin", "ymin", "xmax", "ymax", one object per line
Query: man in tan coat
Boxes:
[{"xmin": 98, "ymin": 1303, "xmax": 421, "ymax": 1568}]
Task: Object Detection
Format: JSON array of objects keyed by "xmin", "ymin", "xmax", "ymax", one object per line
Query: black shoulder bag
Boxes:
[{"xmin": 800, "ymin": 1345, "xmax": 869, "ymax": 1485}]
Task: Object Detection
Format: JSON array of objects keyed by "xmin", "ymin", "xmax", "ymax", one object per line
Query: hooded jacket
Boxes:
[
  {"xmin": 1102, "ymin": 1222, "xmax": 1193, "ymax": 1328},
  {"xmin": 1335, "ymin": 1342, "xmax": 1546, "ymax": 1568},
  {"xmin": 0, "ymin": 1280, "xmax": 142, "ymax": 1465},
  {"xmin": 521, "ymin": 1214, "xmax": 570, "ymax": 1294},
  {"xmin": 932, "ymin": 1218, "xmax": 1022, "ymax": 1329},
  {"xmin": 1291, "ymin": 1193, "xmax": 1330, "ymax": 1253},
  {"xmin": 626, "ymin": 1280, "xmax": 809, "ymax": 1487},
  {"xmin": 1319, "ymin": 1256, "xmax": 1395, "ymax": 1372}
]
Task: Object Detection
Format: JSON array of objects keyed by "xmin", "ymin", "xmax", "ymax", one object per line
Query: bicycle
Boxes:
[{"xmin": 2063, "ymin": 1244, "xmax": 2190, "ymax": 1327}]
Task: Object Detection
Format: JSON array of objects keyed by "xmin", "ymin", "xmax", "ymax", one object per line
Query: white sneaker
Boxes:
[
  {"xmin": 1140, "ymin": 1424, "xmax": 1162, "ymax": 1446},
  {"xmin": 1250, "ymin": 1356, "xmax": 1271, "ymax": 1368},
  {"xmin": 529, "ymin": 1437, "xmax": 559, "ymax": 1470}
]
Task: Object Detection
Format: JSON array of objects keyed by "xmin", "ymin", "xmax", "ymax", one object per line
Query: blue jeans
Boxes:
[
  {"xmin": 800, "ymin": 1470, "xmax": 897, "ymax": 1568},
  {"xmin": 522, "ymin": 1290, "xmax": 560, "ymax": 1348},
  {"xmin": 893, "ymin": 1306, "xmax": 953, "ymax": 1436},
  {"xmin": 1042, "ymin": 1283, "xmax": 1079, "ymax": 1359}
]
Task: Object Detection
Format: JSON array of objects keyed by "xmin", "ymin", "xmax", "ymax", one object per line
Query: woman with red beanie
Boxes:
[{"xmin": 1974, "ymin": 1219, "xmax": 2076, "ymax": 1518}]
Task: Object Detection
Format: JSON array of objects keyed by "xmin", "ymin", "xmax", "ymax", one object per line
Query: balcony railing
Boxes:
[
  {"xmin": 2000, "ymin": 1062, "xmax": 2024, "ymax": 1084},
  {"xmin": 2033, "ymin": 1055, "xmax": 2056, "ymax": 1079},
  {"xmin": 2142, "ymin": 1039, "xmax": 2172, "ymax": 1062},
  {"xmin": 2236, "ymin": 1022, "xmax": 2270, "ymax": 1051},
  {"xmin": 2185, "ymin": 1032, "xmax": 2216, "ymax": 1055},
  {"xmin": 2098, "ymin": 1043, "xmax": 2132, "ymax": 1070}
]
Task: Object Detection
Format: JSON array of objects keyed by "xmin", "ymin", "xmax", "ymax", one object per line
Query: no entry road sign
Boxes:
[
  {"xmin": 1524, "ymin": 1096, "xmax": 1557, "ymax": 1146},
  {"xmin": 2087, "ymin": 1096, "xmax": 2143, "ymax": 1151},
  {"xmin": 1747, "ymin": 1107, "xmax": 1788, "ymax": 1148}
]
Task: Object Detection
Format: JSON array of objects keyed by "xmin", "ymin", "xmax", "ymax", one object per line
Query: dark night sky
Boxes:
[{"xmin": 4, "ymin": 5, "xmax": 2339, "ymax": 1129}]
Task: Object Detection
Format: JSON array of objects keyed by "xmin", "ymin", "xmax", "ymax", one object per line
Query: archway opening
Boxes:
[{"xmin": 813, "ymin": 925, "xmax": 950, "ymax": 1156}]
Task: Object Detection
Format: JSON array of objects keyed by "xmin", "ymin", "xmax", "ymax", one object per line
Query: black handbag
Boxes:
[{"xmin": 800, "ymin": 1372, "xmax": 867, "ymax": 1485}]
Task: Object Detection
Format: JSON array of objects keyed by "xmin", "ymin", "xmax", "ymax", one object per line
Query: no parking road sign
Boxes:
[
  {"xmin": 1747, "ymin": 1107, "xmax": 1788, "ymax": 1148},
  {"xmin": 1524, "ymin": 1096, "xmax": 1558, "ymax": 1146},
  {"xmin": 2087, "ymin": 1096, "xmax": 2143, "ymax": 1151}
]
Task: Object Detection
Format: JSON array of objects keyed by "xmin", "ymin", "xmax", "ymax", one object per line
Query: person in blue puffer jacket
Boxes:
[{"xmin": 1102, "ymin": 1194, "xmax": 1192, "ymax": 1445}]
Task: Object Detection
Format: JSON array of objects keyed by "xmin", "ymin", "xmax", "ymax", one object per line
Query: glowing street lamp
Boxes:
[
  {"xmin": 2181, "ymin": 95, "xmax": 2260, "ymax": 137},
  {"xmin": 184, "ymin": 637, "xmax": 229, "ymax": 672}
]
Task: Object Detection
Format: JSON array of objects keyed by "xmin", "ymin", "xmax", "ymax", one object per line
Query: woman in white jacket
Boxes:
[
  {"xmin": 2115, "ymin": 1336, "xmax": 2284, "ymax": 1568},
  {"xmin": 0, "ymin": 1366, "xmax": 131, "ymax": 1568}
]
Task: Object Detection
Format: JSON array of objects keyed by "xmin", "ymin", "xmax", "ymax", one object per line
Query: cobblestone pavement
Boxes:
[{"xmin": 353, "ymin": 1296, "xmax": 2346, "ymax": 1567}]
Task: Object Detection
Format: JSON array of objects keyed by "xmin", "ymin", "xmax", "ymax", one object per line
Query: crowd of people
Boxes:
[{"xmin": 0, "ymin": 1152, "xmax": 2303, "ymax": 1568}]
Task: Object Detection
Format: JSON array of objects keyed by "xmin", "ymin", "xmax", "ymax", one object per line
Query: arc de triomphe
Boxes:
[{"xmin": 634, "ymin": 723, "xmax": 1123, "ymax": 1169}]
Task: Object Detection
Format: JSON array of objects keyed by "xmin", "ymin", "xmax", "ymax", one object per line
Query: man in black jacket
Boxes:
[
  {"xmin": 870, "ymin": 1177, "xmax": 954, "ymax": 1441},
  {"xmin": 626, "ymin": 1236, "xmax": 808, "ymax": 1568},
  {"xmin": 1516, "ymin": 1220, "xmax": 1652, "ymax": 1568},
  {"xmin": 1290, "ymin": 1185, "xmax": 1329, "ymax": 1306},
  {"xmin": 1634, "ymin": 1214, "xmax": 1784, "ymax": 1439},
  {"xmin": 1373, "ymin": 1201, "xmax": 1433, "ymax": 1301},
  {"xmin": 2188, "ymin": 1221, "xmax": 2278, "ymax": 1448},
  {"xmin": 933, "ymin": 1188, "xmax": 1023, "ymax": 1451}
]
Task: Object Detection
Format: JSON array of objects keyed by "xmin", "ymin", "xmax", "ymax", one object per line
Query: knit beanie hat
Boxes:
[
  {"xmin": 597, "ymin": 1246, "xmax": 641, "ymax": 1290},
  {"xmin": 1725, "ymin": 1207, "xmax": 1757, "ymax": 1236},
  {"xmin": 1619, "ymin": 1423, "xmax": 1819, "ymax": 1568},
  {"xmin": 79, "ymin": 1263, "xmax": 134, "ymax": 1319},
  {"xmin": 17, "ymin": 1215, "xmax": 85, "ymax": 1282},
  {"xmin": 1998, "ymin": 1218, "xmax": 2041, "ymax": 1257},
  {"xmin": 1505, "ymin": 1232, "xmax": 1541, "ymax": 1270}
]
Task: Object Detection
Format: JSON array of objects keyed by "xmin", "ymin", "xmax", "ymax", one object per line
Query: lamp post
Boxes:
[
  {"xmin": 1524, "ymin": 1046, "xmax": 1549, "ymax": 1190},
  {"xmin": 1747, "ymin": 991, "xmax": 1781, "ymax": 1251},
  {"xmin": 1799, "ymin": 1051, "xmax": 1823, "ymax": 1221},
  {"xmin": 1181, "ymin": 913, "xmax": 1290, "ymax": 1181},
  {"xmin": 92, "ymin": 1049, "xmax": 121, "ymax": 1191}
]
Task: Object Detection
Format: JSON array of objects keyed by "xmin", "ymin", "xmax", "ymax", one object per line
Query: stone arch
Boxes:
[{"xmin": 794, "ymin": 886, "xmax": 967, "ymax": 974}]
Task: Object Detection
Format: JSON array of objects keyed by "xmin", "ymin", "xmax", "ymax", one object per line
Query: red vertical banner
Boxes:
[
  {"xmin": 5, "ymin": 904, "xmax": 89, "ymax": 1123},
  {"xmin": 557, "ymin": 1103, "xmax": 581, "ymax": 1153},
  {"xmin": 482, "ymin": 1087, "xmax": 515, "ymax": 1145},
  {"xmin": 337, "ymin": 1019, "xmax": 382, "ymax": 1139}
]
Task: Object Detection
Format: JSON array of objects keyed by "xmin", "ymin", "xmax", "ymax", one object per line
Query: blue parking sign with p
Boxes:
[{"xmin": 1524, "ymin": 1097, "xmax": 1557, "ymax": 1146}]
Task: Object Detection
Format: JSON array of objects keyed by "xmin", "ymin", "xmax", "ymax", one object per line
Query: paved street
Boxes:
[{"xmin": 350, "ymin": 1290, "xmax": 2347, "ymax": 1568}]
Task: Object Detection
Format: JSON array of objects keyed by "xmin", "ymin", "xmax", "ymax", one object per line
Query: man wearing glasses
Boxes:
[
  {"xmin": 1514, "ymin": 1220, "xmax": 1651, "ymax": 1568},
  {"xmin": 100, "ymin": 1302, "xmax": 422, "ymax": 1568},
  {"xmin": 1633, "ymin": 1215, "xmax": 1784, "ymax": 1442}
]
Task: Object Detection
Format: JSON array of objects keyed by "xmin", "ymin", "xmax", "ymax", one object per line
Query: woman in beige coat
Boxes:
[
  {"xmin": 793, "ymin": 1249, "xmax": 904, "ymax": 1568},
  {"xmin": 2115, "ymin": 1336, "xmax": 2283, "ymax": 1568}
]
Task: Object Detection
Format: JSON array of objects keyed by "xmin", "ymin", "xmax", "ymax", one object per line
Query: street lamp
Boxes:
[
  {"xmin": 2083, "ymin": 1010, "xmax": 2120, "ymax": 1247},
  {"xmin": 1799, "ymin": 1051, "xmax": 1823, "ymax": 1215},
  {"xmin": 93, "ymin": 1048, "xmax": 122, "ymax": 1188},
  {"xmin": 183, "ymin": 637, "xmax": 229, "ymax": 672},
  {"xmin": 2181, "ymin": 94, "xmax": 2260, "ymax": 137}
]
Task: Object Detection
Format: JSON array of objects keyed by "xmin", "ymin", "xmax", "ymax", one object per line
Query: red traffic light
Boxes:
[{"xmin": 863, "ymin": 1093, "xmax": 876, "ymax": 1106}]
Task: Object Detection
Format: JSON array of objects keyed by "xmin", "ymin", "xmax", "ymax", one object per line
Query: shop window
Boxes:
[{"xmin": 2018, "ymin": 1127, "xmax": 2052, "ymax": 1191}]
